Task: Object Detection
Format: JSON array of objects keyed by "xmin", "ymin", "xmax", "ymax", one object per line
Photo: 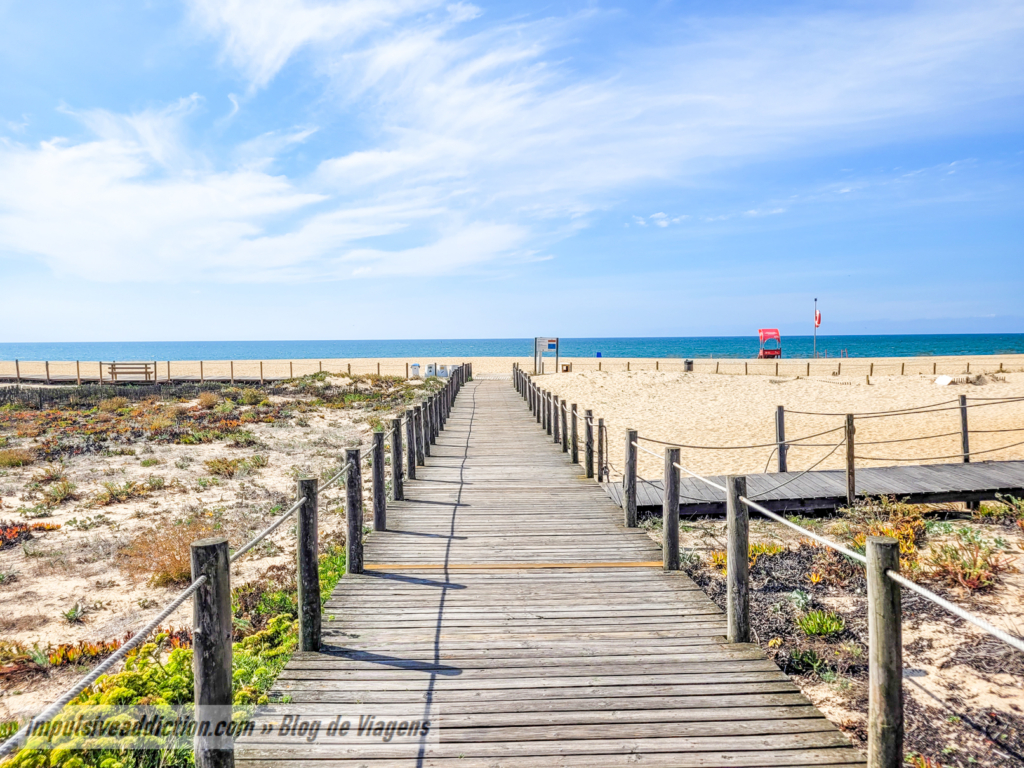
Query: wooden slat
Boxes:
[{"xmin": 237, "ymin": 380, "xmax": 860, "ymax": 767}]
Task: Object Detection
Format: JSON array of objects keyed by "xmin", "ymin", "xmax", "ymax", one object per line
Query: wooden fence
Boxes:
[{"xmin": 0, "ymin": 364, "xmax": 471, "ymax": 767}]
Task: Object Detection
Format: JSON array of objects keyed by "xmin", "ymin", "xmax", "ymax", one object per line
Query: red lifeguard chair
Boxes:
[{"xmin": 758, "ymin": 328, "xmax": 782, "ymax": 358}]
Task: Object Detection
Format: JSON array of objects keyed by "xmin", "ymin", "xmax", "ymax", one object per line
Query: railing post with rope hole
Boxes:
[
  {"xmin": 423, "ymin": 399, "xmax": 432, "ymax": 456},
  {"xmin": 191, "ymin": 537, "xmax": 233, "ymax": 768},
  {"xmin": 546, "ymin": 391, "xmax": 553, "ymax": 435},
  {"xmin": 584, "ymin": 410, "xmax": 594, "ymax": 477},
  {"xmin": 726, "ymin": 475, "xmax": 749, "ymax": 643},
  {"xmin": 553, "ymin": 395, "xmax": 561, "ymax": 443},
  {"xmin": 959, "ymin": 394, "xmax": 970, "ymax": 462},
  {"xmin": 391, "ymin": 417, "xmax": 404, "ymax": 500},
  {"xmin": 372, "ymin": 431, "xmax": 386, "ymax": 531},
  {"xmin": 405, "ymin": 409, "xmax": 417, "ymax": 480},
  {"xmin": 663, "ymin": 448, "xmax": 680, "ymax": 571},
  {"xmin": 623, "ymin": 429, "xmax": 638, "ymax": 527},
  {"xmin": 845, "ymin": 413, "xmax": 856, "ymax": 505},
  {"xmin": 536, "ymin": 384, "xmax": 542, "ymax": 424},
  {"xmin": 867, "ymin": 536, "xmax": 902, "ymax": 768},
  {"xmin": 597, "ymin": 418, "xmax": 605, "ymax": 482},
  {"xmin": 570, "ymin": 404, "xmax": 578, "ymax": 463},
  {"xmin": 775, "ymin": 405, "xmax": 788, "ymax": 472},
  {"xmin": 346, "ymin": 448, "xmax": 364, "ymax": 574},
  {"xmin": 297, "ymin": 478, "xmax": 320, "ymax": 651},
  {"xmin": 415, "ymin": 405, "xmax": 426, "ymax": 465},
  {"xmin": 561, "ymin": 400, "xmax": 569, "ymax": 453}
]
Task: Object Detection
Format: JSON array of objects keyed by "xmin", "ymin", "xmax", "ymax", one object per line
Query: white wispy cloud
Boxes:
[{"xmin": 1, "ymin": 0, "xmax": 1022, "ymax": 284}]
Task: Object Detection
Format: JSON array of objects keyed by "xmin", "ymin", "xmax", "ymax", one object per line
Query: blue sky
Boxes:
[{"xmin": 1, "ymin": 0, "xmax": 1022, "ymax": 341}]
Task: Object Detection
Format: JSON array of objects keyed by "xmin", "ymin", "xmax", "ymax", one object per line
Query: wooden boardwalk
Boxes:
[
  {"xmin": 604, "ymin": 460, "xmax": 1024, "ymax": 515},
  {"xmin": 238, "ymin": 379, "xmax": 861, "ymax": 767}
]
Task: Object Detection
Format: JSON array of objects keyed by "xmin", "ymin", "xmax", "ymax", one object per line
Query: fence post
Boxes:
[
  {"xmin": 664, "ymin": 448, "xmax": 680, "ymax": 571},
  {"xmin": 230, "ymin": 361, "xmax": 234, "ymax": 385},
  {"xmin": 570, "ymin": 404, "xmax": 579, "ymax": 463},
  {"xmin": 391, "ymin": 417, "xmax": 404, "ymax": 501},
  {"xmin": 259, "ymin": 361, "xmax": 263, "ymax": 385},
  {"xmin": 623, "ymin": 429, "xmax": 638, "ymax": 527},
  {"xmin": 597, "ymin": 418, "xmax": 605, "ymax": 482},
  {"xmin": 726, "ymin": 475, "xmax": 750, "ymax": 643},
  {"xmin": 405, "ymin": 410, "xmax": 417, "ymax": 480},
  {"xmin": 415, "ymin": 406, "xmax": 425, "ymax": 466},
  {"xmin": 775, "ymin": 405, "xmax": 788, "ymax": 473},
  {"xmin": 552, "ymin": 395, "xmax": 561, "ymax": 443},
  {"xmin": 845, "ymin": 414, "xmax": 856, "ymax": 506},
  {"xmin": 584, "ymin": 410, "xmax": 594, "ymax": 477},
  {"xmin": 45, "ymin": 361, "xmax": 50, "ymax": 385},
  {"xmin": 76, "ymin": 361, "xmax": 81, "ymax": 386},
  {"xmin": 959, "ymin": 394, "xmax": 970, "ymax": 462},
  {"xmin": 372, "ymin": 431, "xmax": 386, "ymax": 531},
  {"xmin": 867, "ymin": 537, "xmax": 903, "ymax": 768},
  {"xmin": 346, "ymin": 449, "xmax": 364, "ymax": 574},
  {"xmin": 15, "ymin": 360, "xmax": 20, "ymax": 384},
  {"xmin": 190, "ymin": 537, "xmax": 233, "ymax": 768},
  {"xmin": 200, "ymin": 361, "xmax": 204, "ymax": 383},
  {"xmin": 297, "ymin": 478, "xmax": 320, "ymax": 651},
  {"xmin": 536, "ymin": 385, "xmax": 542, "ymax": 424},
  {"xmin": 561, "ymin": 401, "xmax": 569, "ymax": 453}
]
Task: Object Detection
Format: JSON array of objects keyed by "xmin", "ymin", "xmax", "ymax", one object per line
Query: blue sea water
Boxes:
[{"xmin": 1, "ymin": 335, "xmax": 1023, "ymax": 362}]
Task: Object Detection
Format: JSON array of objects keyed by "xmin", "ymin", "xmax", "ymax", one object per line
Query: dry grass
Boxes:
[
  {"xmin": 120, "ymin": 515, "xmax": 220, "ymax": 587},
  {"xmin": 92, "ymin": 480, "xmax": 150, "ymax": 506},
  {"xmin": 98, "ymin": 396, "xmax": 129, "ymax": 412},
  {"xmin": 0, "ymin": 448, "xmax": 35, "ymax": 468},
  {"xmin": 204, "ymin": 455, "xmax": 269, "ymax": 478},
  {"xmin": 197, "ymin": 391, "xmax": 221, "ymax": 409},
  {"xmin": 42, "ymin": 479, "xmax": 78, "ymax": 505}
]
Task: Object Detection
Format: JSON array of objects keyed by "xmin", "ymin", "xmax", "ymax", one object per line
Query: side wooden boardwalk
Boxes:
[
  {"xmin": 238, "ymin": 380, "xmax": 862, "ymax": 767},
  {"xmin": 604, "ymin": 460, "xmax": 1024, "ymax": 515}
]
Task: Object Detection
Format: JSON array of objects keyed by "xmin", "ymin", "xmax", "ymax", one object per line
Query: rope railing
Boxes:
[{"xmin": 0, "ymin": 362, "xmax": 472, "ymax": 766}]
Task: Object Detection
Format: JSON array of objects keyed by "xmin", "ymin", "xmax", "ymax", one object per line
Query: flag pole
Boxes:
[{"xmin": 813, "ymin": 298, "xmax": 817, "ymax": 359}]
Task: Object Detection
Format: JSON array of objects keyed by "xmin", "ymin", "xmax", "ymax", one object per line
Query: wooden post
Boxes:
[
  {"xmin": 200, "ymin": 361, "xmax": 204, "ymax": 383},
  {"xmin": 345, "ymin": 449, "xmax": 364, "ymax": 574},
  {"xmin": 372, "ymin": 431, "xmax": 386, "ymax": 531},
  {"xmin": 959, "ymin": 395, "xmax": 970, "ymax": 463},
  {"xmin": 599, "ymin": 361, "xmax": 602, "ymax": 371},
  {"xmin": 561, "ymin": 401, "xmax": 569, "ymax": 452},
  {"xmin": 715, "ymin": 361, "xmax": 720, "ymax": 374},
  {"xmin": 152, "ymin": 360, "xmax": 156, "ymax": 383},
  {"xmin": 838, "ymin": 362, "xmax": 842, "ymax": 375},
  {"xmin": 663, "ymin": 448, "xmax": 680, "ymax": 571},
  {"xmin": 423, "ymin": 399, "xmax": 432, "ymax": 457},
  {"xmin": 867, "ymin": 537, "xmax": 903, "ymax": 768},
  {"xmin": 391, "ymin": 417, "xmax": 404, "ymax": 500},
  {"xmin": 775, "ymin": 361, "xmax": 779, "ymax": 376},
  {"xmin": 656, "ymin": 361, "xmax": 659, "ymax": 371},
  {"xmin": 416, "ymin": 406, "xmax": 426, "ymax": 465},
  {"xmin": 726, "ymin": 476, "xmax": 750, "ymax": 643},
  {"xmin": 14, "ymin": 359, "xmax": 20, "ymax": 384},
  {"xmin": 297, "ymin": 478, "xmax": 320, "ymax": 652},
  {"xmin": 190, "ymin": 537, "xmax": 233, "ymax": 768},
  {"xmin": 76, "ymin": 360, "xmax": 81, "ymax": 386},
  {"xmin": 230, "ymin": 361, "xmax": 234, "ymax": 385},
  {"xmin": 552, "ymin": 395, "xmax": 561, "ymax": 443},
  {"xmin": 377, "ymin": 362, "xmax": 380, "ymax": 376},
  {"xmin": 570, "ymin": 404, "xmax": 579, "ymax": 463},
  {"xmin": 584, "ymin": 410, "xmax": 594, "ymax": 477},
  {"xmin": 98, "ymin": 361, "xmax": 103, "ymax": 384},
  {"xmin": 933, "ymin": 362, "xmax": 937, "ymax": 375},
  {"xmin": 623, "ymin": 429, "xmax": 638, "ymax": 527},
  {"xmin": 260, "ymin": 361, "xmax": 264, "ymax": 385},
  {"xmin": 775, "ymin": 405, "xmax": 788, "ymax": 473},
  {"xmin": 806, "ymin": 362, "xmax": 810, "ymax": 376},
  {"xmin": 546, "ymin": 392, "xmax": 553, "ymax": 436},
  {"xmin": 870, "ymin": 362, "xmax": 874, "ymax": 376},
  {"xmin": 845, "ymin": 414, "xmax": 856, "ymax": 506},
  {"xmin": 901, "ymin": 362, "xmax": 904, "ymax": 375},
  {"xmin": 627, "ymin": 361, "xmax": 630, "ymax": 371},
  {"xmin": 167, "ymin": 361, "xmax": 171, "ymax": 382},
  {"xmin": 597, "ymin": 418, "xmax": 605, "ymax": 482},
  {"xmin": 348, "ymin": 363, "xmax": 351, "ymax": 376},
  {"xmin": 535, "ymin": 385, "xmax": 541, "ymax": 423},
  {"xmin": 319, "ymin": 361, "xmax": 322, "ymax": 373},
  {"xmin": 290, "ymin": 361, "xmax": 293, "ymax": 379},
  {"xmin": 45, "ymin": 361, "xmax": 50, "ymax": 385},
  {"xmin": 405, "ymin": 410, "xmax": 417, "ymax": 480},
  {"xmin": 406, "ymin": 362, "xmax": 409, "ymax": 379},
  {"xmin": 744, "ymin": 362, "xmax": 748, "ymax": 375},
  {"xmin": 966, "ymin": 362, "xmax": 970, "ymax": 374}
]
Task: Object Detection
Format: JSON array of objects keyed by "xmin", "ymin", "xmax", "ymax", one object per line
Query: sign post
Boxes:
[{"xmin": 534, "ymin": 337, "xmax": 559, "ymax": 374}]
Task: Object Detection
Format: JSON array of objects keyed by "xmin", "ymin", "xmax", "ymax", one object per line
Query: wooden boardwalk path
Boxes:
[
  {"xmin": 238, "ymin": 379, "xmax": 862, "ymax": 767},
  {"xmin": 604, "ymin": 460, "xmax": 1024, "ymax": 516}
]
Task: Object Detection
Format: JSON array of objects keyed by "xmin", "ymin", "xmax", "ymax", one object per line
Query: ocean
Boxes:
[{"xmin": 1, "ymin": 335, "xmax": 1023, "ymax": 362}]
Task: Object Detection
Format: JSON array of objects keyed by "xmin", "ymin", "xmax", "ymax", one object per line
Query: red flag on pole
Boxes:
[{"xmin": 815, "ymin": 309, "xmax": 821, "ymax": 328}]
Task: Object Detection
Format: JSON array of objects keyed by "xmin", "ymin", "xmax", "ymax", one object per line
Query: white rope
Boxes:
[
  {"xmin": 229, "ymin": 496, "xmax": 306, "ymax": 564},
  {"xmin": 886, "ymin": 571, "xmax": 1024, "ymax": 653},
  {"xmin": 0, "ymin": 575, "xmax": 208, "ymax": 758}
]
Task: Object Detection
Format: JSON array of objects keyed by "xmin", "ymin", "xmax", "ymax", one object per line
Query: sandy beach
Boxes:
[
  {"xmin": 2, "ymin": 353, "xmax": 1024, "ymax": 382},
  {"xmin": 533, "ymin": 368, "xmax": 1024, "ymax": 482}
]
